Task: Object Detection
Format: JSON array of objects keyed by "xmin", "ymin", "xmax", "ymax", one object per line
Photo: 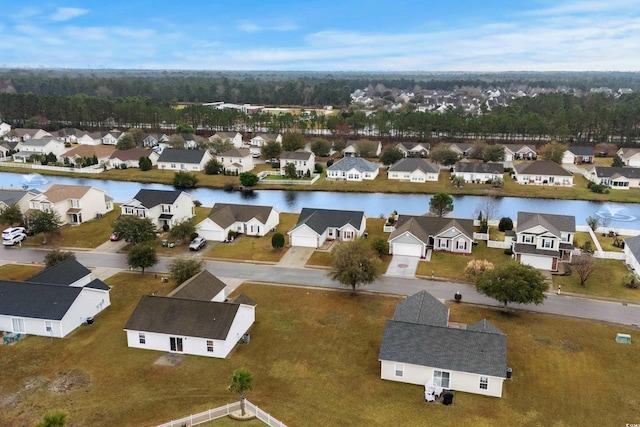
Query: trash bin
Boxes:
[
  {"xmin": 242, "ymin": 333, "xmax": 250, "ymax": 344},
  {"xmin": 161, "ymin": 239, "xmax": 168, "ymax": 247},
  {"xmin": 86, "ymin": 317, "xmax": 94, "ymax": 325},
  {"xmin": 506, "ymin": 368, "xmax": 512, "ymax": 379}
]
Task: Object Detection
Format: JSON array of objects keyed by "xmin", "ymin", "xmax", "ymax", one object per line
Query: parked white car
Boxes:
[{"xmin": 3, "ymin": 227, "xmax": 27, "ymax": 246}]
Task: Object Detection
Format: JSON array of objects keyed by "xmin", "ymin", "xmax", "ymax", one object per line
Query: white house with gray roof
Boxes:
[
  {"xmin": 216, "ymin": 148, "xmax": 254, "ymax": 173},
  {"xmin": 562, "ymin": 146, "xmax": 594, "ymax": 164},
  {"xmin": 0, "ymin": 258, "xmax": 111, "ymax": 339},
  {"xmin": 587, "ymin": 166, "xmax": 640, "ymax": 189},
  {"xmin": 616, "ymin": 148, "xmax": 640, "ymax": 168},
  {"xmin": 12, "ymin": 138, "xmax": 67, "ymax": 162},
  {"xmin": 280, "ymin": 150, "xmax": 315, "ymax": 177},
  {"xmin": 624, "ymin": 235, "xmax": 640, "ymax": 274},
  {"xmin": 452, "ymin": 161, "xmax": 504, "ymax": 183},
  {"xmin": 124, "ymin": 270, "xmax": 255, "ymax": 358},
  {"xmin": 512, "ymin": 212, "xmax": 575, "ymax": 271},
  {"xmin": 387, "ymin": 158, "xmax": 440, "ymax": 182},
  {"xmin": 196, "ymin": 203, "xmax": 279, "ymax": 242},
  {"xmin": 388, "ymin": 215, "xmax": 474, "ymax": 257},
  {"xmin": 326, "ymin": 157, "xmax": 379, "ymax": 181},
  {"xmin": 121, "ymin": 189, "xmax": 194, "ymax": 229},
  {"xmin": 379, "ymin": 290, "xmax": 507, "ymax": 398},
  {"xmin": 288, "ymin": 207, "xmax": 366, "ymax": 248},
  {"xmin": 210, "ymin": 132, "xmax": 244, "ymax": 149},
  {"xmin": 513, "ymin": 161, "xmax": 574, "ymax": 186},
  {"xmin": 157, "ymin": 148, "xmax": 212, "ymax": 171},
  {"xmin": 502, "ymin": 144, "xmax": 536, "ymax": 162}
]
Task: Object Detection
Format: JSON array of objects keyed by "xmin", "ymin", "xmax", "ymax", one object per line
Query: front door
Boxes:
[{"xmin": 170, "ymin": 337, "xmax": 183, "ymax": 352}]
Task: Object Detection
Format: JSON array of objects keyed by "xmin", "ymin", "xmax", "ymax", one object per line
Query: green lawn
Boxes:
[
  {"xmin": 0, "ymin": 263, "xmax": 44, "ymax": 280},
  {"xmin": 553, "ymin": 258, "xmax": 639, "ymax": 301},
  {"xmin": 20, "ymin": 205, "xmax": 122, "ymax": 249},
  {"xmin": 203, "ymin": 213, "xmax": 298, "ymax": 262},
  {"xmin": 1, "ymin": 272, "xmax": 638, "ymax": 427},
  {"xmin": 416, "ymin": 241, "xmax": 512, "ymax": 281}
]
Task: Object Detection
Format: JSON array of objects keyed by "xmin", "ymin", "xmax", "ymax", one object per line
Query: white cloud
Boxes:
[
  {"xmin": 238, "ymin": 21, "xmax": 298, "ymax": 33},
  {"xmin": 50, "ymin": 7, "xmax": 88, "ymax": 22},
  {"xmin": 238, "ymin": 22, "xmax": 261, "ymax": 33}
]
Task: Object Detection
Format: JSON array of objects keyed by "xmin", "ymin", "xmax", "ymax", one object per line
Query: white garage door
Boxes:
[
  {"xmin": 197, "ymin": 228, "xmax": 223, "ymax": 242},
  {"xmin": 392, "ymin": 243, "xmax": 422, "ymax": 257},
  {"xmin": 291, "ymin": 234, "xmax": 318, "ymax": 248},
  {"xmin": 520, "ymin": 254, "xmax": 553, "ymax": 270}
]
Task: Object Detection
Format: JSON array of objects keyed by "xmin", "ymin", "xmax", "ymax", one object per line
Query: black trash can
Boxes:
[
  {"xmin": 86, "ymin": 317, "xmax": 94, "ymax": 325},
  {"xmin": 442, "ymin": 393, "xmax": 454, "ymax": 405},
  {"xmin": 506, "ymin": 367, "xmax": 512, "ymax": 379}
]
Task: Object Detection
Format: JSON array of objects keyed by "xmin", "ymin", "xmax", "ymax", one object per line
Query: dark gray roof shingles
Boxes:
[
  {"xmin": 25, "ymin": 258, "xmax": 91, "ymax": 286},
  {"xmin": 130, "ymin": 189, "xmax": 183, "ymax": 208},
  {"xmin": 157, "ymin": 149, "xmax": 207, "ymax": 164},
  {"xmin": 292, "ymin": 208, "xmax": 365, "ymax": 235}
]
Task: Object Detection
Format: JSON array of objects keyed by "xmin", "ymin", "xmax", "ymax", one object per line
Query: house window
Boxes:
[
  {"xmin": 12, "ymin": 318, "xmax": 25, "ymax": 333},
  {"xmin": 207, "ymin": 340, "xmax": 214, "ymax": 352},
  {"xmin": 162, "ymin": 205, "xmax": 171, "ymax": 213},
  {"xmin": 137, "ymin": 210, "xmax": 146, "ymax": 218},
  {"xmin": 395, "ymin": 363, "xmax": 404, "ymax": 377},
  {"xmin": 562, "ymin": 234, "xmax": 571, "ymax": 243},
  {"xmin": 139, "ymin": 333, "xmax": 146, "ymax": 344},
  {"xmin": 522, "ymin": 235, "xmax": 534, "ymax": 244},
  {"xmin": 45, "ymin": 321, "xmax": 52, "ymax": 332},
  {"xmin": 70, "ymin": 199, "xmax": 80, "ymax": 208},
  {"xmin": 433, "ymin": 370, "xmax": 450, "ymax": 388},
  {"xmin": 457, "ymin": 240, "xmax": 467, "ymax": 250},
  {"xmin": 124, "ymin": 207, "xmax": 134, "ymax": 215},
  {"xmin": 479, "ymin": 377, "xmax": 488, "ymax": 390},
  {"xmin": 542, "ymin": 239, "xmax": 553, "ymax": 248},
  {"xmin": 171, "ymin": 163, "xmax": 176, "ymax": 169}
]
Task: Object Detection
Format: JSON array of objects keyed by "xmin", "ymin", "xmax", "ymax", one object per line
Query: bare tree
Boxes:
[{"xmin": 572, "ymin": 254, "xmax": 599, "ymax": 286}]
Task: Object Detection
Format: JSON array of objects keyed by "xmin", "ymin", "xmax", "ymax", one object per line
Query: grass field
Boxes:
[
  {"xmin": 1, "ymin": 272, "xmax": 638, "ymax": 427},
  {"xmin": 553, "ymin": 258, "xmax": 639, "ymax": 300}
]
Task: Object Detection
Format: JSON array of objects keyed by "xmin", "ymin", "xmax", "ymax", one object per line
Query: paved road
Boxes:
[{"xmin": 3, "ymin": 247, "xmax": 639, "ymax": 327}]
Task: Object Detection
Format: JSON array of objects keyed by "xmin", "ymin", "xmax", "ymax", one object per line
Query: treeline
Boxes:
[
  {"xmin": 1, "ymin": 92, "xmax": 639, "ymax": 145},
  {"xmin": 2, "ymin": 70, "xmax": 640, "ymax": 104}
]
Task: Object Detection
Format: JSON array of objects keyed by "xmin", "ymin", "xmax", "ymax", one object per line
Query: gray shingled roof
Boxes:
[
  {"xmin": 280, "ymin": 150, "xmax": 314, "ymax": 161},
  {"xmin": 392, "ymin": 290, "xmax": 449, "ymax": 327},
  {"xmin": 25, "ymin": 258, "xmax": 91, "ymax": 286},
  {"xmin": 109, "ymin": 147, "xmax": 153, "ymax": 161},
  {"xmin": 0, "ymin": 189, "xmax": 29, "ymax": 206},
  {"xmin": 468, "ymin": 319, "xmax": 505, "ymax": 335},
  {"xmin": 388, "ymin": 158, "xmax": 439, "ymax": 174},
  {"xmin": 567, "ymin": 146, "xmax": 594, "ymax": 156},
  {"xmin": 327, "ymin": 157, "xmax": 379, "ymax": 173},
  {"xmin": 389, "ymin": 215, "xmax": 474, "ymax": 244},
  {"xmin": 454, "ymin": 161, "xmax": 504, "ymax": 174},
  {"xmin": 205, "ymin": 203, "xmax": 275, "ymax": 229},
  {"xmin": 291, "ymin": 208, "xmax": 365, "ymax": 235},
  {"xmin": 129, "ymin": 189, "xmax": 183, "ymax": 208},
  {"xmin": 514, "ymin": 161, "xmax": 572, "ymax": 177},
  {"xmin": 592, "ymin": 166, "xmax": 640, "ymax": 179},
  {"xmin": 123, "ymin": 295, "xmax": 241, "ymax": 340},
  {"xmin": 168, "ymin": 270, "xmax": 227, "ymax": 301},
  {"xmin": 0, "ymin": 281, "xmax": 82, "ymax": 320},
  {"xmin": 624, "ymin": 235, "xmax": 640, "ymax": 261},
  {"xmin": 219, "ymin": 148, "xmax": 250, "ymax": 157},
  {"xmin": 157, "ymin": 148, "xmax": 207, "ymax": 164},
  {"xmin": 379, "ymin": 320, "xmax": 507, "ymax": 378},
  {"xmin": 516, "ymin": 211, "xmax": 575, "ymax": 235}
]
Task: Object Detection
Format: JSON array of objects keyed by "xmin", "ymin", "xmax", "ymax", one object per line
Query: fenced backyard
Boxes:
[{"xmin": 155, "ymin": 400, "xmax": 287, "ymax": 427}]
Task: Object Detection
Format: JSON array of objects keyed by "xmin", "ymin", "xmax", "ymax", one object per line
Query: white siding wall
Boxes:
[
  {"xmin": 624, "ymin": 247, "xmax": 640, "ymax": 272},
  {"xmin": 380, "ymin": 360, "xmax": 504, "ymax": 397}
]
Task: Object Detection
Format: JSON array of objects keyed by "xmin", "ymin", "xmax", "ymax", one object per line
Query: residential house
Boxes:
[
  {"xmin": 0, "ymin": 121, "xmax": 11, "ymax": 137},
  {"xmin": 28, "ymin": 184, "xmax": 114, "ymax": 225},
  {"xmin": 512, "ymin": 212, "xmax": 575, "ymax": 271},
  {"xmin": 0, "ymin": 141, "xmax": 16, "ymax": 158},
  {"xmin": 452, "ymin": 161, "xmax": 504, "ymax": 183},
  {"xmin": 343, "ymin": 140, "xmax": 382, "ymax": 157},
  {"xmin": 12, "ymin": 138, "xmax": 67, "ymax": 162},
  {"xmin": 157, "ymin": 149, "xmax": 212, "ymax": 172},
  {"xmin": 77, "ymin": 132, "xmax": 101, "ymax": 145},
  {"xmin": 617, "ymin": 148, "xmax": 640, "ymax": 167},
  {"xmin": 0, "ymin": 188, "xmax": 39, "ymax": 215},
  {"xmin": 180, "ymin": 133, "xmax": 206, "ymax": 149},
  {"xmin": 216, "ymin": 148, "xmax": 254, "ymax": 173},
  {"xmin": 379, "ymin": 290, "xmax": 507, "ymax": 398},
  {"xmin": 142, "ymin": 133, "xmax": 169, "ymax": 148},
  {"xmin": 0, "ymin": 258, "xmax": 111, "ymax": 338},
  {"xmin": 502, "ymin": 144, "xmax": 536, "ymax": 162},
  {"xmin": 97, "ymin": 130, "xmax": 124, "ymax": 145},
  {"xmin": 124, "ymin": 270, "xmax": 255, "ymax": 358},
  {"xmin": 280, "ymin": 150, "xmax": 316, "ymax": 177},
  {"xmin": 513, "ymin": 161, "xmax": 574, "ymax": 186},
  {"xmin": 61, "ymin": 144, "xmax": 115, "ymax": 167},
  {"xmin": 55, "ymin": 128, "xmax": 88, "ymax": 144},
  {"xmin": 210, "ymin": 132, "xmax": 244, "ymax": 149},
  {"xmin": 623, "ymin": 235, "xmax": 640, "ymax": 273},
  {"xmin": 288, "ymin": 208, "xmax": 366, "ymax": 248},
  {"xmin": 326, "ymin": 157, "xmax": 380, "ymax": 181},
  {"xmin": 394, "ymin": 142, "xmax": 430, "ymax": 158},
  {"xmin": 562, "ymin": 146, "xmax": 594, "ymax": 164},
  {"xmin": 109, "ymin": 147, "xmax": 159, "ymax": 169},
  {"xmin": 196, "ymin": 203, "xmax": 279, "ymax": 242},
  {"xmin": 587, "ymin": 166, "xmax": 640, "ymax": 190},
  {"xmin": 250, "ymin": 133, "xmax": 282, "ymax": 147},
  {"xmin": 120, "ymin": 189, "xmax": 195, "ymax": 229},
  {"xmin": 387, "ymin": 158, "xmax": 440, "ymax": 182},
  {"xmin": 442, "ymin": 142, "xmax": 473, "ymax": 157},
  {"xmin": 388, "ymin": 215, "xmax": 474, "ymax": 257},
  {"xmin": 11, "ymin": 128, "xmax": 52, "ymax": 142}
]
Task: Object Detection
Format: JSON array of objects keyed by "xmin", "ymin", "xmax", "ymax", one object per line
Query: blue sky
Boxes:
[{"xmin": 1, "ymin": 1, "xmax": 639, "ymax": 71}]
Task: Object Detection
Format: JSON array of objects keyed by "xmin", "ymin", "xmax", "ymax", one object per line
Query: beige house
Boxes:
[
  {"xmin": 28, "ymin": 184, "xmax": 114, "ymax": 225},
  {"xmin": 217, "ymin": 148, "xmax": 254, "ymax": 173}
]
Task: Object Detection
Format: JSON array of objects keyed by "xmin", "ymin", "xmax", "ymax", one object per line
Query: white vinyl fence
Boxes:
[
  {"xmin": 0, "ymin": 161, "xmax": 104, "ymax": 174},
  {"xmin": 155, "ymin": 400, "xmax": 287, "ymax": 427}
]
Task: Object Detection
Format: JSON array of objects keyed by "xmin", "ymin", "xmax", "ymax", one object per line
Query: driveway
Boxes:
[
  {"xmin": 277, "ymin": 246, "xmax": 315, "ymax": 268},
  {"xmin": 385, "ymin": 255, "xmax": 419, "ymax": 278}
]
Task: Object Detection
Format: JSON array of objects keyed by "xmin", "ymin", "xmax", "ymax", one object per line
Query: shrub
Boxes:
[
  {"xmin": 504, "ymin": 248, "xmax": 513, "ymax": 256},
  {"xmin": 271, "ymin": 232, "xmax": 285, "ymax": 249},
  {"xmin": 314, "ymin": 163, "xmax": 323, "ymax": 174},
  {"xmin": 370, "ymin": 237, "xmax": 389, "ymax": 257},
  {"xmin": 223, "ymin": 182, "xmax": 234, "ymax": 192},
  {"xmin": 326, "ymin": 159, "xmax": 334, "ymax": 167},
  {"xmin": 227, "ymin": 230, "xmax": 240, "ymax": 241},
  {"xmin": 464, "ymin": 259, "xmax": 494, "ymax": 279},
  {"xmin": 498, "ymin": 217, "xmax": 513, "ymax": 232}
]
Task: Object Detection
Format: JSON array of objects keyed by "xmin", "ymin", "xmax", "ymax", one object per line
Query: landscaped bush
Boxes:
[
  {"xmin": 504, "ymin": 248, "xmax": 514, "ymax": 255},
  {"xmin": 227, "ymin": 230, "xmax": 240, "ymax": 241},
  {"xmin": 223, "ymin": 182, "xmax": 234, "ymax": 192},
  {"xmin": 314, "ymin": 163, "xmax": 323, "ymax": 174},
  {"xmin": 498, "ymin": 217, "xmax": 513, "ymax": 231},
  {"xmin": 326, "ymin": 159, "xmax": 334, "ymax": 167}
]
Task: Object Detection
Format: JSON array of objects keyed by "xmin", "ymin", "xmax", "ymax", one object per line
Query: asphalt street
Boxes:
[{"xmin": 3, "ymin": 247, "xmax": 639, "ymax": 327}]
